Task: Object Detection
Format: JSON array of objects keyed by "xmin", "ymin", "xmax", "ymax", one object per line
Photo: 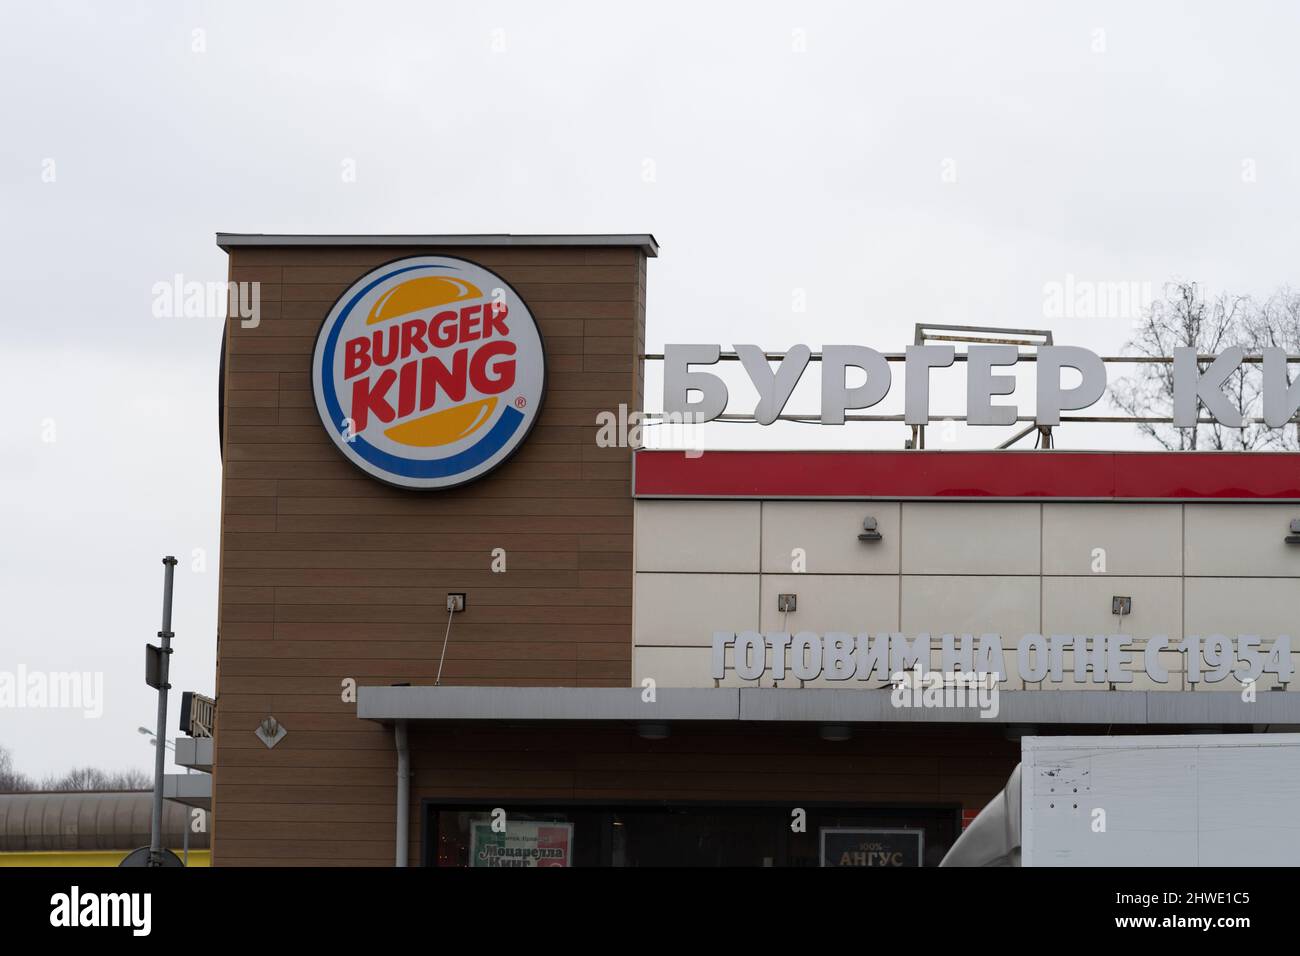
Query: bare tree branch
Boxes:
[
  {"xmin": 0, "ymin": 744, "xmax": 150, "ymax": 793},
  {"xmin": 1114, "ymin": 280, "xmax": 1266, "ymax": 450}
]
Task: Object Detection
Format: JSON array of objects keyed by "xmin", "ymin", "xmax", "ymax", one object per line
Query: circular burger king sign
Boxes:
[{"xmin": 312, "ymin": 256, "xmax": 546, "ymax": 489}]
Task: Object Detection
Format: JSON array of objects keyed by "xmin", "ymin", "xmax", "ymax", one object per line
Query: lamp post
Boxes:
[
  {"xmin": 145, "ymin": 555, "xmax": 177, "ymax": 868},
  {"xmin": 138, "ymin": 726, "xmax": 191, "ymax": 865}
]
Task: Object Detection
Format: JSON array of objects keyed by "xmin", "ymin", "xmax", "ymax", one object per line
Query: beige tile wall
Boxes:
[{"xmin": 634, "ymin": 500, "xmax": 1300, "ymax": 691}]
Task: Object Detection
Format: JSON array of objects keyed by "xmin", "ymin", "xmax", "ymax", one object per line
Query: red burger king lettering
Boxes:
[
  {"xmin": 343, "ymin": 304, "xmax": 517, "ymax": 431},
  {"xmin": 343, "ymin": 303, "xmax": 512, "ymax": 378},
  {"xmin": 311, "ymin": 256, "xmax": 546, "ymax": 490}
]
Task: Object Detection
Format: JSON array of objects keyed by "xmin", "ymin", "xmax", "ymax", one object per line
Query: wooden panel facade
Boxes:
[{"xmin": 213, "ymin": 241, "xmax": 650, "ymax": 865}]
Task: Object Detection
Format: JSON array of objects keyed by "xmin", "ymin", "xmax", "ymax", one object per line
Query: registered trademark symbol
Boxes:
[{"xmin": 514, "ymin": 396, "xmax": 527, "ymax": 409}]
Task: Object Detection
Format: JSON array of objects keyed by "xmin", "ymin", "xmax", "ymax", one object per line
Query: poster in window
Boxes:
[
  {"xmin": 819, "ymin": 828, "xmax": 924, "ymax": 867},
  {"xmin": 469, "ymin": 820, "xmax": 574, "ymax": 867}
]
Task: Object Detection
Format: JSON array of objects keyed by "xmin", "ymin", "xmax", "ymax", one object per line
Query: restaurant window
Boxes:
[{"xmin": 425, "ymin": 802, "xmax": 957, "ymax": 867}]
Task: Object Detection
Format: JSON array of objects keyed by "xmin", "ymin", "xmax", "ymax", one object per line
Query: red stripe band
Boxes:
[{"xmin": 633, "ymin": 450, "xmax": 1300, "ymax": 500}]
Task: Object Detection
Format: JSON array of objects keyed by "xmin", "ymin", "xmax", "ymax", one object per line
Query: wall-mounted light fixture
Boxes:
[
  {"xmin": 819, "ymin": 724, "xmax": 852, "ymax": 742},
  {"xmin": 777, "ymin": 593, "xmax": 797, "ymax": 613},
  {"xmin": 858, "ymin": 516, "xmax": 883, "ymax": 542},
  {"xmin": 1286, "ymin": 519, "xmax": 1300, "ymax": 544},
  {"xmin": 1111, "ymin": 596, "xmax": 1132, "ymax": 617},
  {"xmin": 637, "ymin": 722, "xmax": 670, "ymax": 740}
]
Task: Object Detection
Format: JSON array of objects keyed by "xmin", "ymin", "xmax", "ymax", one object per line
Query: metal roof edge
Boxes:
[{"xmin": 215, "ymin": 233, "xmax": 659, "ymax": 257}]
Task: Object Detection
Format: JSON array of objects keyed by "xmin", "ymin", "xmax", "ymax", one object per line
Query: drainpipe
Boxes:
[{"xmin": 394, "ymin": 720, "xmax": 410, "ymax": 867}]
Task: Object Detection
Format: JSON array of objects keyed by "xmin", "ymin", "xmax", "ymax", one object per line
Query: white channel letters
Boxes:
[
  {"xmin": 664, "ymin": 344, "xmax": 1300, "ymax": 428},
  {"xmin": 711, "ymin": 631, "xmax": 1293, "ymax": 685}
]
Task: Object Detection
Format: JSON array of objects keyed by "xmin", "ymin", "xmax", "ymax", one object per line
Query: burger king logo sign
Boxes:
[{"xmin": 312, "ymin": 256, "xmax": 546, "ymax": 489}]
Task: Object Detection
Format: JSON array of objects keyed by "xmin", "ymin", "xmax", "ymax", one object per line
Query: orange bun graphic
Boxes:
[
  {"xmin": 383, "ymin": 397, "xmax": 497, "ymax": 447},
  {"xmin": 365, "ymin": 276, "xmax": 483, "ymax": 325}
]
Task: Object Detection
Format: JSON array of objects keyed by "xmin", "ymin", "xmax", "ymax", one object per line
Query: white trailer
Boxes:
[{"xmin": 941, "ymin": 733, "xmax": 1300, "ymax": 867}]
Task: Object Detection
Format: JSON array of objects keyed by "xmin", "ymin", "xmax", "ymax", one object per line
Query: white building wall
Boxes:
[{"xmin": 632, "ymin": 500, "xmax": 1300, "ymax": 692}]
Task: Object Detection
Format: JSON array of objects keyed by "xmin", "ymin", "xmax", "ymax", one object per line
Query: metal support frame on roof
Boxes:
[{"xmin": 910, "ymin": 323, "xmax": 1055, "ymax": 450}]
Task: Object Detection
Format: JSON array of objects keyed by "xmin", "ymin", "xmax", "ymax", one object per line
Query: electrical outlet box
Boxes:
[
  {"xmin": 777, "ymin": 593, "xmax": 797, "ymax": 613},
  {"xmin": 1111, "ymin": 595, "xmax": 1131, "ymax": 616},
  {"xmin": 447, "ymin": 593, "xmax": 466, "ymax": 612}
]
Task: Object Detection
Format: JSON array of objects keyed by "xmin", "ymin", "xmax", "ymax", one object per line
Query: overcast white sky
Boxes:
[{"xmin": 3, "ymin": 0, "xmax": 1300, "ymax": 779}]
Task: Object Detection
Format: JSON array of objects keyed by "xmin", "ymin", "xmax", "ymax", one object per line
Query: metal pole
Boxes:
[
  {"xmin": 150, "ymin": 556, "xmax": 177, "ymax": 866},
  {"xmin": 395, "ymin": 720, "xmax": 410, "ymax": 867},
  {"xmin": 185, "ymin": 764, "xmax": 195, "ymax": 866}
]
